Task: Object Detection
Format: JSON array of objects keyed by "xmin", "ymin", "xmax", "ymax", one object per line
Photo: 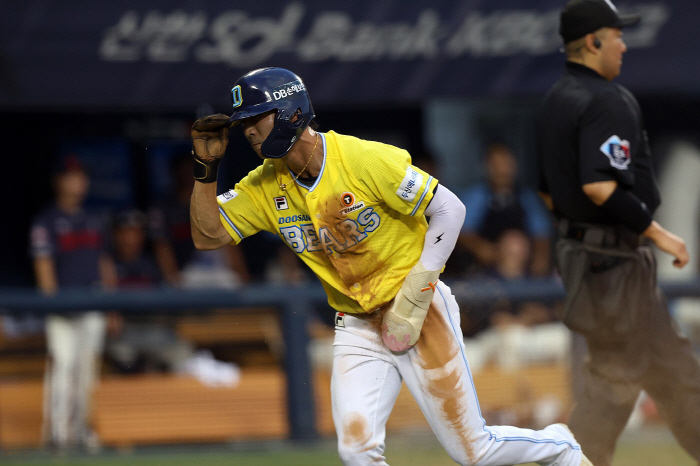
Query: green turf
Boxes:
[{"xmin": 0, "ymin": 427, "xmax": 693, "ymax": 465}]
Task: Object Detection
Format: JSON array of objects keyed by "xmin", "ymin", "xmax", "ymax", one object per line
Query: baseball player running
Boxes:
[{"xmin": 190, "ymin": 67, "xmax": 591, "ymax": 465}]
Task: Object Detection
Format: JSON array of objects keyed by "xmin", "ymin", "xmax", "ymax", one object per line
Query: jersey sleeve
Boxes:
[
  {"xmin": 216, "ymin": 165, "xmax": 275, "ymax": 244},
  {"xmin": 217, "ymin": 172, "xmax": 273, "ymax": 244},
  {"xmin": 356, "ymin": 143, "xmax": 439, "ymax": 218},
  {"xmin": 29, "ymin": 214, "xmax": 54, "ymax": 258},
  {"xmin": 578, "ymin": 90, "xmax": 636, "ymax": 187}
]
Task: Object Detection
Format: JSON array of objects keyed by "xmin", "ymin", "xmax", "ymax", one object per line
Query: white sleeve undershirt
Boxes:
[{"xmin": 419, "ymin": 184, "xmax": 466, "ymax": 272}]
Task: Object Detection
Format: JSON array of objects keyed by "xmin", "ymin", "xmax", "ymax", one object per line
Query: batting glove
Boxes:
[
  {"xmin": 381, "ymin": 261, "xmax": 440, "ymax": 352},
  {"xmin": 191, "ymin": 113, "xmax": 231, "ymax": 183}
]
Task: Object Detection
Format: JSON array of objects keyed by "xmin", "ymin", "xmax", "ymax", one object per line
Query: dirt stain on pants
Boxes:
[{"xmin": 416, "ymin": 303, "xmax": 476, "ymax": 464}]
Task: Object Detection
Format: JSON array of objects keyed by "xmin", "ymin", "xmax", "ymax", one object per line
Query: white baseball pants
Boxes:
[
  {"xmin": 331, "ymin": 281, "xmax": 584, "ymax": 466},
  {"xmin": 44, "ymin": 311, "xmax": 106, "ymax": 448}
]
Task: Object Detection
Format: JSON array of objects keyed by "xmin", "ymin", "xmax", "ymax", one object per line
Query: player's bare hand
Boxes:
[
  {"xmin": 191, "ymin": 114, "xmax": 231, "ymax": 161},
  {"xmin": 644, "ymin": 221, "xmax": 689, "ymax": 268}
]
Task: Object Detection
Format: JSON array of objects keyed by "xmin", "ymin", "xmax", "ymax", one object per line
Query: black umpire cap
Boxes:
[{"xmin": 560, "ymin": 0, "xmax": 641, "ymax": 43}]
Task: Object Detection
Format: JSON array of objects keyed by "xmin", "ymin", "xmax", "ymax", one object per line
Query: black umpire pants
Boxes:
[{"xmin": 556, "ymin": 225, "xmax": 700, "ymax": 466}]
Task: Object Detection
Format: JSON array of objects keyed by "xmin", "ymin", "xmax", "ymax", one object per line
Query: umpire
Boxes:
[{"xmin": 537, "ymin": 0, "xmax": 700, "ymax": 464}]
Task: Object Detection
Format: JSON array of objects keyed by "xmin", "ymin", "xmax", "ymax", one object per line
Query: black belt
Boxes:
[{"xmin": 559, "ymin": 219, "xmax": 643, "ymax": 249}]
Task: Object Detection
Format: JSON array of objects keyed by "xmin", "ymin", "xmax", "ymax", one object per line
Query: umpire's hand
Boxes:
[{"xmin": 644, "ymin": 221, "xmax": 689, "ymax": 268}]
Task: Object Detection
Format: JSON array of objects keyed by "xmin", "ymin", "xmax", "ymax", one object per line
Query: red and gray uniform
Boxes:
[
  {"xmin": 29, "ymin": 205, "xmax": 109, "ymax": 289},
  {"xmin": 29, "ymin": 203, "xmax": 110, "ymax": 448}
]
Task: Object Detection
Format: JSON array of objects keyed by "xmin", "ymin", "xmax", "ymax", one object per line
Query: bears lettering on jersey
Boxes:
[{"xmin": 278, "ymin": 207, "xmax": 380, "ymax": 254}]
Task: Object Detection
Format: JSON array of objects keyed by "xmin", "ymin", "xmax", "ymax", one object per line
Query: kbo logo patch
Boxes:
[{"xmin": 599, "ymin": 135, "xmax": 631, "ymax": 170}]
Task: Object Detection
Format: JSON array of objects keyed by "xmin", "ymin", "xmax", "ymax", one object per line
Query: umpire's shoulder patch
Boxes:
[
  {"xmin": 599, "ymin": 135, "xmax": 631, "ymax": 170},
  {"xmin": 334, "ymin": 312, "xmax": 346, "ymax": 328}
]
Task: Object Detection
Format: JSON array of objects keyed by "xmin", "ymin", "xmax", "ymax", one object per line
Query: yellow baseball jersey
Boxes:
[{"xmin": 217, "ymin": 131, "xmax": 439, "ymax": 314}]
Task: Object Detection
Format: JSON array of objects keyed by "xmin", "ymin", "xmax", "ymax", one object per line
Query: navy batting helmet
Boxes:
[{"xmin": 229, "ymin": 67, "xmax": 315, "ymax": 159}]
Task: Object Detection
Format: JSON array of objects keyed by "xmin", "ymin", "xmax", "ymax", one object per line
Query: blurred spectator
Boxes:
[
  {"xmin": 486, "ymin": 230, "xmax": 558, "ymax": 334},
  {"xmin": 29, "ymin": 155, "xmax": 116, "ymax": 452},
  {"xmin": 148, "ymin": 152, "xmax": 250, "ymax": 288},
  {"xmin": 112, "ymin": 209, "xmax": 160, "ymax": 289},
  {"xmin": 461, "ymin": 230, "xmax": 568, "ymax": 372},
  {"xmin": 461, "ymin": 230, "xmax": 557, "ymax": 338},
  {"xmin": 107, "ymin": 208, "xmax": 194, "ymax": 374},
  {"xmin": 452, "ymin": 143, "xmax": 552, "ymax": 277}
]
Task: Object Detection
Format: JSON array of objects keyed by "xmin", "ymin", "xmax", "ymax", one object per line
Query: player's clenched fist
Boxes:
[
  {"xmin": 381, "ymin": 261, "xmax": 440, "ymax": 352},
  {"xmin": 191, "ymin": 113, "xmax": 231, "ymax": 183}
]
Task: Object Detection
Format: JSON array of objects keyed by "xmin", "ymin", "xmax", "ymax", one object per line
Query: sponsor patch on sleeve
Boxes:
[
  {"xmin": 396, "ymin": 167, "xmax": 424, "ymax": 202},
  {"xmin": 217, "ymin": 189, "xmax": 238, "ymax": 203},
  {"xmin": 599, "ymin": 135, "xmax": 631, "ymax": 170}
]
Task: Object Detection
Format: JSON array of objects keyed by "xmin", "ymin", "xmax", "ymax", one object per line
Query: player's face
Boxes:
[
  {"xmin": 598, "ymin": 28, "xmax": 627, "ymax": 81},
  {"xmin": 241, "ymin": 110, "xmax": 276, "ymax": 159},
  {"xmin": 486, "ymin": 150, "xmax": 517, "ymax": 191},
  {"xmin": 114, "ymin": 225, "xmax": 145, "ymax": 260},
  {"xmin": 56, "ymin": 170, "xmax": 89, "ymax": 201}
]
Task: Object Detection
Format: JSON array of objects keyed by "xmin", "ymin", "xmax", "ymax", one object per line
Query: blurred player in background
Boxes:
[
  {"xmin": 537, "ymin": 1, "xmax": 700, "ymax": 464},
  {"xmin": 189, "ymin": 67, "xmax": 591, "ymax": 465},
  {"xmin": 29, "ymin": 155, "xmax": 116, "ymax": 452}
]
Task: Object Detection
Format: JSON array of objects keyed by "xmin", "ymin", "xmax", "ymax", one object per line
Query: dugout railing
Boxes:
[{"xmin": 1, "ymin": 277, "xmax": 699, "ymax": 442}]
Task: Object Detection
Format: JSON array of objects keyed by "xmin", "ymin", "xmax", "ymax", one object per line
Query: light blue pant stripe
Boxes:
[{"xmin": 436, "ymin": 283, "xmax": 579, "ymax": 450}]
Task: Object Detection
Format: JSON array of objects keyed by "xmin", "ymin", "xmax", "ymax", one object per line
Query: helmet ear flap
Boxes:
[{"xmin": 288, "ymin": 108, "xmax": 304, "ymax": 126}]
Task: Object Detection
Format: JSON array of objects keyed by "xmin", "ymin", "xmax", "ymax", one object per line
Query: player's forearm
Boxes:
[
  {"xmin": 99, "ymin": 255, "xmax": 118, "ymax": 291},
  {"xmin": 459, "ymin": 233, "xmax": 497, "ymax": 265},
  {"xmin": 530, "ymin": 238, "xmax": 551, "ymax": 276},
  {"xmin": 420, "ymin": 185, "xmax": 466, "ymax": 271},
  {"xmin": 33, "ymin": 257, "xmax": 58, "ymax": 294},
  {"xmin": 538, "ymin": 191, "xmax": 553, "ymax": 211},
  {"xmin": 153, "ymin": 242, "xmax": 182, "ymax": 285},
  {"xmin": 190, "ymin": 181, "xmax": 232, "ymax": 250}
]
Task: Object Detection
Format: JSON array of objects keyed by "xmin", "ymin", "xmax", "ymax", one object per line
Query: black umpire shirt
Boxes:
[{"xmin": 537, "ymin": 62, "xmax": 660, "ymax": 225}]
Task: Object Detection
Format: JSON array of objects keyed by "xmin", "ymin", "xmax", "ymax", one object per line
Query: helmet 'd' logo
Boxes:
[
  {"xmin": 231, "ymin": 85, "xmax": 243, "ymax": 109},
  {"xmin": 341, "ymin": 192, "xmax": 355, "ymax": 207}
]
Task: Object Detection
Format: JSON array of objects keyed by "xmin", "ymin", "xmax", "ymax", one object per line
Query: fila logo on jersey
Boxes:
[
  {"xmin": 335, "ymin": 312, "xmax": 346, "ymax": 328},
  {"xmin": 396, "ymin": 167, "xmax": 423, "ymax": 202},
  {"xmin": 274, "ymin": 196, "xmax": 289, "ymax": 210},
  {"xmin": 600, "ymin": 135, "xmax": 631, "ymax": 170}
]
